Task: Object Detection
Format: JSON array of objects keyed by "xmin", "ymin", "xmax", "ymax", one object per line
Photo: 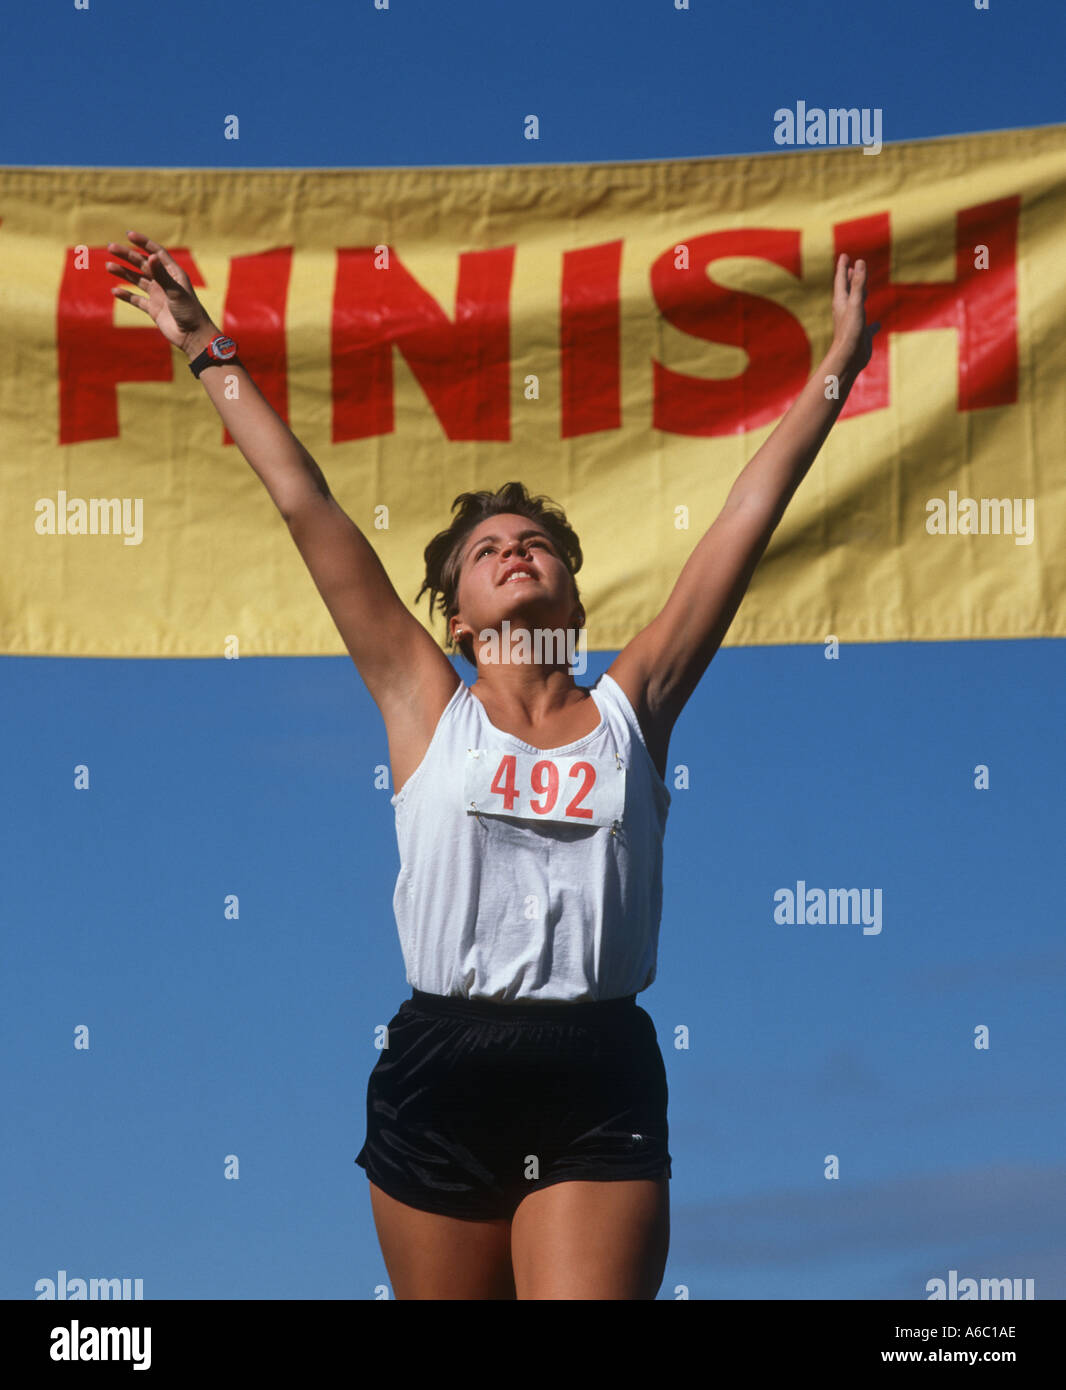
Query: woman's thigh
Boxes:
[
  {"xmin": 510, "ymin": 1177, "xmax": 670, "ymax": 1300},
  {"xmin": 368, "ymin": 1182, "xmax": 516, "ymax": 1300}
]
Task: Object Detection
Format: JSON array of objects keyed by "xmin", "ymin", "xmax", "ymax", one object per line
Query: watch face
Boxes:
[{"xmin": 210, "ymin": 336, "xmax": 238, "ymax": 360}]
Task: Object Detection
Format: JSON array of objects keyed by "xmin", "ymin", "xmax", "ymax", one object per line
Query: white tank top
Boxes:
[{"xmin": 389, "ymin": 670, "xmax": 672, "ymax": 1002}]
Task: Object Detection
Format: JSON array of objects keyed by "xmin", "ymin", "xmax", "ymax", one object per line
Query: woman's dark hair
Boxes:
[{"xmin": 416, "ymin": 480, "xmax": 584, "ymax": 669}]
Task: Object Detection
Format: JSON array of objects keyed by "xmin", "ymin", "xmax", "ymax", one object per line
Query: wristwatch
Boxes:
[{"xmin": 188, "ymin": 333, "xmax": 242, "ymax": 378}]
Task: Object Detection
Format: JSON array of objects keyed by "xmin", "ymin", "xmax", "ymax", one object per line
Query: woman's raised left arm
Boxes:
[{"xmin": 606, "ymin": 253, "xmax": 880, "ymax": 736}]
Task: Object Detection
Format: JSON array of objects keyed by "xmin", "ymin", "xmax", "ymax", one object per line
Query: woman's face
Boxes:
[{"xmin": 449, "ymin": 513, "xmax": 582, "ymax": 657}]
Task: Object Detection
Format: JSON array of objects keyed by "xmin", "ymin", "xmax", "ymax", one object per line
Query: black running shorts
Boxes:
[{"xmin": 355, "ymin": 988, "xmax": 671, "ymax": 1221}]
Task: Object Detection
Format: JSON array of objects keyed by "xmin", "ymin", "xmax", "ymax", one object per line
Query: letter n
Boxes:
[{"xmin": 331, "ymin": 247, "xmax": 516, "ymax": 442}]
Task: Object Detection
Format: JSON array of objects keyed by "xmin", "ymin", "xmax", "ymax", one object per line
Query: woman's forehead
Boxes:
[{"xmin": 466, "ymin": 515, "xmax": 552, "ymax": 549}]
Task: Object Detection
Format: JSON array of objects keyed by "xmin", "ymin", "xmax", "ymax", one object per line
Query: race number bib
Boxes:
[{"xmin": 463, "ymin": 749, "xmax": 625, "ymax": 828}]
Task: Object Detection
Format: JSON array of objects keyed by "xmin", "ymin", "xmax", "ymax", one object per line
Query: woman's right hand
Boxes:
[{"xmin": 106, "ymin": 230, "xmax": 216, "ymax": 355}]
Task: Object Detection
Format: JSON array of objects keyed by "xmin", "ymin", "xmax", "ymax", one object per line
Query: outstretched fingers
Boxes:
[
  {"xmin": 105, "ymin": 243, "xmax": 148, "ymax": 286},
  {"xmin": 106, "ymin": 238, "xmax": 146, "ymax": 267},
  {"xmin": 833, "ymin": 253, "xmax": 854, "ymax": 317},
  {"xmin": 126, "ymin": 230, "xmax": 181, "ymax": 276},
  {"xmin": 107, "ymin": 235, "xmax": 182, "ymax": 300},
  {"xmin": 109, "ymin": 283, "xmax": 151, "ymax": 313},
  {"xmin": 126, "ymin": 229, "xmax": 166, "ymax": 256},
  {"xmin": 105, "ymin": 239, "xmax": 160, "ymax": 309}
]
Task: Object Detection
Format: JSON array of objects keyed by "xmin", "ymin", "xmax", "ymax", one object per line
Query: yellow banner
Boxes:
[{"xmin": 2, "ymin": 124, "xmax": 1064, "ymax": 657}]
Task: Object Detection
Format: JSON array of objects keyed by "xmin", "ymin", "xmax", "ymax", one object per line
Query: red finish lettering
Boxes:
[
  {"xmin": 217, "ymin": 247, "xmax": 294, "ymax": 445},
  {"xmin": 561, "ymin": 239, "xmax": 623, "ymax": 438},
  {"xmin": 56, "ymin": 244, "xmax": 293, "ymax": 446},
  {"xmin": 330, "ymin": 245, "xmax": 516, "ymax": 442},
  {"xmin": 832, "ymin": 196, "xmax": 1020, "ymax": 418},
  {"xmin": 57, "ymin": 246, "xmax": 200, "ymax": 444},
  {"xmin": 54, "ymin": 197, "xmax": 1020, "ymax": 448},
  {"xmin": 650, "ymin": 228, "xmax": 811, "ymax": 436}
]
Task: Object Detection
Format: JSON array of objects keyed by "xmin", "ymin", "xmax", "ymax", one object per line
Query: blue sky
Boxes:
[{"xmin": 3, "ymin": 0, "xmax": 1064, "ymax": 1300}]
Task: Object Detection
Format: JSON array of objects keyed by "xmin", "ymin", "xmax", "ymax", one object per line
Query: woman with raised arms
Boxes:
[{"xmin": 106, "ymin": 232, "xmax": 877, "ymax": 1299}]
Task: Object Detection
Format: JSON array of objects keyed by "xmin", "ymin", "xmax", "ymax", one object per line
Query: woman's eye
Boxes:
[{"xmin": 476, "ymin": 539, "xmax": 548, "ymax": 560}]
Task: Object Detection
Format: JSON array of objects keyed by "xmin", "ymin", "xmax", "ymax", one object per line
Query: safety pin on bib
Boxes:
[
  {"xmin": 610, "ymin": 753, "xmax": 624, "ymax": 835},
  {"xmin": 466, "ymin": 750, "xmax": 488, "ymax": 825}
]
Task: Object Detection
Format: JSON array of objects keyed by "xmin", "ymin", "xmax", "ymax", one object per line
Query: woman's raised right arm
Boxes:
[{"xmin": 105, "ymin": 231, "xmax": 459, "ymax": 718}]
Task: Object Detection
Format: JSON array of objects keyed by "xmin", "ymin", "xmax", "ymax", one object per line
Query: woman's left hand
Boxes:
[{"xmin": 831, "ymin": 253, "xmax": 881, "ymax": 375}]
